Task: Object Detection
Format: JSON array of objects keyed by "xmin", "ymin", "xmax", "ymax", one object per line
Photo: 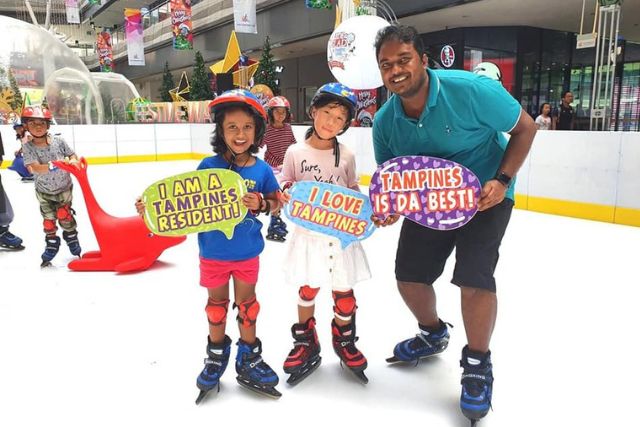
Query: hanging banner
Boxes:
[
  {"xmin": 305, "ymin": 0, "xmax": 333, "ymax": 9},
  {"xmin": 97, "ymin": 30, "xmax": 114, "ymax": 72},
  {"xmin": 232, "ymin": 0, "xmax": 258, "ymax": 34},
  {"xmin": 125, "ymin": 8, "xmax": 145, "ymax": 66},
  {"xmin": 65, "ymin": 0, "xmax": 80, "ymax": 24},
  {"xmin": 353, "ymin": 89, "xmax": 377, "ymax": 127},
  {"xmin": 170, "ymin": 0, "xmax": 193, "ymax": 50}
]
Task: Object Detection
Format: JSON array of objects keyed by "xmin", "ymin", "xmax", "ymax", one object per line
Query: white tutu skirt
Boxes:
[{"xmin": 284, "ymin": 226, "xmax": 371, "ymax": 291}]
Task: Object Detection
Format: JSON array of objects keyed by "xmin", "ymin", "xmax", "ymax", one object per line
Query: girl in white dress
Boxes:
[{"xmin": 279, "ymin": 83, "xmax": 372, "ymax": 385}]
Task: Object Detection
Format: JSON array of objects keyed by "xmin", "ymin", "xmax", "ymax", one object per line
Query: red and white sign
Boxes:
[{"xmin": 440, "ymin": 45, "xmax": 455, "ymax": 68}]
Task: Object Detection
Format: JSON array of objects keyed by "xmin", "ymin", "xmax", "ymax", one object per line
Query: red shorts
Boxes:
[{"xmin": 199, "ymin": 256, "xmax": 260, "ymax": 288}]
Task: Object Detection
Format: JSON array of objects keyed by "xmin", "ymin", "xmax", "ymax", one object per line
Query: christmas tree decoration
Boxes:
[
  {"xmin": 191, "ymin": 51, "xmax": 214, "ymax": 100},
  {"xmin": 254, "ymin": 36, "xmax": 280, "ymax": 95},
  {"xmin": 160, "ymin": 62, "xmax": 176, "ymax": 102}
]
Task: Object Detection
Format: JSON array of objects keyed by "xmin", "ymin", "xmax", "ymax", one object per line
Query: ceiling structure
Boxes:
[{"xmin": 0, "ymin": 0, "xmax": 637, "ymax": 61}]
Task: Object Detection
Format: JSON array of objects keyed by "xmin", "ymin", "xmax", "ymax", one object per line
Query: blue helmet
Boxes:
[{"xmin": 309, "ymin": 82, "xmax": 357, "ymax": 134}]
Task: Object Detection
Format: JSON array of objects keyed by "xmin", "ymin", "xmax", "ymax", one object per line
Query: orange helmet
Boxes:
[{"xmin": 21, "ymin": 105, "xmax": 53, "ymax": 121}]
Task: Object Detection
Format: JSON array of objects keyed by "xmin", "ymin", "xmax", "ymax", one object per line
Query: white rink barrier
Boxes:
[{"xmin": 1, "ymin": 124, "xmax": 638, "ymax": 227}]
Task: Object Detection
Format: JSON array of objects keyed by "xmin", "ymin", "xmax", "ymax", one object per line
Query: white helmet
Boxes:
[{"xmin": 473, "ymin": 62, "xmax": 502, "ymax": 82}]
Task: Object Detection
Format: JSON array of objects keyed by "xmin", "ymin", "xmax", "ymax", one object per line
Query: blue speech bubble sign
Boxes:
[{"xmin": 284, "ymin": 181, "xmax": 375, "ymax": 249}]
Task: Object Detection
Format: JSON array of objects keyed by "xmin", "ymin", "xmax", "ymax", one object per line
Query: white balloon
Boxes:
[{"xmin": 327, "ymin": 15, "xmax": 388, "ymax": 90}]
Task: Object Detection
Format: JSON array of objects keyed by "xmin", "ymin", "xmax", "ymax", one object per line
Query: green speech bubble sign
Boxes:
[{"xmin": 142, "ymin": 168, "xmax": 248, "ymax": 238}]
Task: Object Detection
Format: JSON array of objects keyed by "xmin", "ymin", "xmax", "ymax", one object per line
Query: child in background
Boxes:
[
  {"xmin": 259, "ymin": 95, "xmax": 297, "ymax": 242},
  {"xmin": 535, "ymin": 103, "xmax": 553, "ymax": 130},
  {"xmin": 279, "ymin": 83, "xmax": 372, "ymax": 385},
  {"xmin": 9, "ymin": 121, "xmax": 35, "ymax": 181},
  {"xmin": 0, "ymin": 136, "xmax": 24, "ymax": 250},
  {"xmin": 21, "ymin": 105, "xmax": 82, "ymax": 267}
]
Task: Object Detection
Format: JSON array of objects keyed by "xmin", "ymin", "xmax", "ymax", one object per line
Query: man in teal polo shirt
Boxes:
[{"xmin": 373, "ymin": 25, "xmax": 536, "ymax": 424}]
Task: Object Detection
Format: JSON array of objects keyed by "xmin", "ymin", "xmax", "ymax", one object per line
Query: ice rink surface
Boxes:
[{"xmin": 1, "ymin": 160, "xmax": 637, "ymax": 426}]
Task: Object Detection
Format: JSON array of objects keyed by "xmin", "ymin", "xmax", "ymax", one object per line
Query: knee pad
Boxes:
[
  {"xmin": 56, "ymin": 204, "xmax": 73, "ymax": 222},
  {"xmin": 205, "ymin": 298, "xmax": 229, "ymax": 326},
  {"xmin": 43, "ymin": 219, "xmax": 57, "ymax": 234},
  {"xmin": 298, "ymin": 285, "xmax": 320, "ymax": 307},
  {"xmin": 332, "ymin": 290, "xmax": 356, "ymax": 321},
  {"xmin": 235, "ymin": 295, "xmax": 260, "ymax": 328}
]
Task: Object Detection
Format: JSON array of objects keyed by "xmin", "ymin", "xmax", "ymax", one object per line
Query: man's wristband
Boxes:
[{"xmin": 493, "ymin": 171, "xmax": 512, "ymax": 187}]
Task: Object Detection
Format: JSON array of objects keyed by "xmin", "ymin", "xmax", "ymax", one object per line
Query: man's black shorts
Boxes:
[{"xmin": 395, "ymin": 198, "xmax": 514, "ymax": 292}]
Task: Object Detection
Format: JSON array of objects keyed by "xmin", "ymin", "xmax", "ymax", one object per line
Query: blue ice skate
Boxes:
[
  {"xmin": 195, "ymin": 335, "xmax": 232, "ymax": 404},
  {"xmin": 41, "ymin": 235, "xmax": 60, "ymax": 267},
  {"xmin": 0, "ymin": 226, "xmax": 24, "ymax": 251},
  {"xmin": 235, "ymin": 338, "xmax": 281, "ymax": 398},
  {"xmin": 386, "ymin": 320, "xmax": 451, "ymax": 364},
  {"xmin": 460, "ymin": 345, "xmax": 493, "ymax": 426},
  {"xmin": 62, "ymin": 230, "xmax": 82, "ymax": 256},
  {"xmin": 266, "ymin": 215, "xmax": 287, "ymax": 242}
]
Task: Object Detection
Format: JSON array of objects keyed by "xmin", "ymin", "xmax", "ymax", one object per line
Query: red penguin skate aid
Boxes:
[{"xmin": 53, "ymin": 157, "xmax": 185, "ymax": 272}]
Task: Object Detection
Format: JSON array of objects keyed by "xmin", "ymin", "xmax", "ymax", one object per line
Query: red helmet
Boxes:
[
  {"xmin": 208, "ymin": 89, "xmax": 267, "ymax": 121},
  {"xmin": 208, "ymin": 89, "xmax": 267, "ymax": 143},
  {"xmin": 21, "ymin": 105, "xmax": 53, "ymax": 121},
  {"xmin": 267, "ymin": 96, "xmax": 290, "ymax": 110}
]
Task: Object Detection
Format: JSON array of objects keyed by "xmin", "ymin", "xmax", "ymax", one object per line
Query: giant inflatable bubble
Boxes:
[{"xmin": 0, "ymin": 16, "xmax": 104, "ymax": 124}]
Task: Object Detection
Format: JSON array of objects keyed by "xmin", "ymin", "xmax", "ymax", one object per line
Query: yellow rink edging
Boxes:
[{"xmin": 1, "ymin": 153, "xmax": 203, "ymax": 169}]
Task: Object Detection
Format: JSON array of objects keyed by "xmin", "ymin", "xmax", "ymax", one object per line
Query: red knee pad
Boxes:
[
  {"xmin": 235, "ymin": 296, "xmax": 260, "ymax": 328},
  {"xmin": 205, "ymin": 298, "xmax": 229, "ymax": 326},
  {"xmin": 56, "ymin": 204, "xmax": 73, "ymax": 222},
  {"xmin": 332, "ymin": 290, "xmax": 356, "ymax": 321},
  {"xmin": 298, "ymin": 285, "xmax": 320, "ymax": 307},
  {"xmin": 43, "ymin": 219, "xmax": 57, "ymax": 234}
]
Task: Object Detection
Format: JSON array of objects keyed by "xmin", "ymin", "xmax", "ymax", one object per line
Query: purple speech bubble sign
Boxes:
[{"xmin": 369, "ymin": 156, "xmax": 482, "ymax": 231}]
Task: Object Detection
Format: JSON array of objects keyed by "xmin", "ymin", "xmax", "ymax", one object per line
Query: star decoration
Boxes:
[{"xmin": 169, "ymin": 72, "xmax": 191, "ymax": 102}]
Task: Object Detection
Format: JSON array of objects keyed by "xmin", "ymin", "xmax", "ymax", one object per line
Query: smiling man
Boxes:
[{"xmin": 372, "ymin": 25, "xmax": 536, "ymax": 424}]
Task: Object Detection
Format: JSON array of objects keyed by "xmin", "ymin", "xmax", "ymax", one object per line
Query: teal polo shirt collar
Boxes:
[{"xmin": 393, "ymin": 68, "xmax": 441, "ymax": 121}]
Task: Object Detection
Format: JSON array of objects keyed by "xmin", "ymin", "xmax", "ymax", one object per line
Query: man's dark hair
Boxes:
[
  {"xmin": 561, "ymin": 90, "xmax": 572, "ymax": 99},
  {"xmin": 374, "ymin": 24, "xmax": 425, "ymax": 60}
]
